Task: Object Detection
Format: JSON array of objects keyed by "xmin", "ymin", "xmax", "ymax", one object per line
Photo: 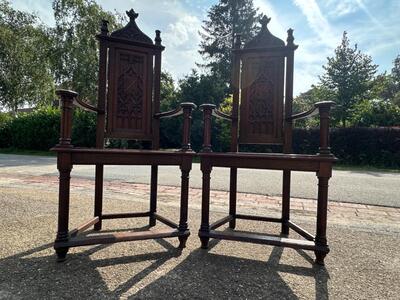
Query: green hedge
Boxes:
[
  {"xmin": 293, "ymin": 127, "xmax": 400, "ymax": 168},
  {"xmin": 0, "ymin": 107, "xmax": 96, "ymax": 150},
  {"xmin": 1, "ymin": 108, "xmax": 399, "ymax": 168}
]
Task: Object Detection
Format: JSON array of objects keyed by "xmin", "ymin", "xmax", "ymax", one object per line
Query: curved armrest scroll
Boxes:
[
  {"xmin": 200, "ymin": 104, "xmax": 232, "ymax": 121},
  {"xmin": 287, "ymin": 107, "xmax": 319, "ymax": 121},
  {"xmin": 155, "ymin": 102, "xmax": 197, "ymax": 119},
  {"xmin": 287, "ymin": 101, "xmax": 335, "ymax": 121},
  {"xmin": 154, "ymin": 107, "xmax": 183, "ymax": 119},
  {"xmin": 212, "ymin": 109, "xmax": 233, "ymax": 120},
  {"xmin": 74, "ymin": 98, "xmax": 103, "ymax": 113}
]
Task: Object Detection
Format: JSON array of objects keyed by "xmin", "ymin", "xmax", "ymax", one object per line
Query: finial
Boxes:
[
  {"xmin": 126, "ymin": 9, "xmax": 139, "ymax": 21},
  {"xmin": 260, "ymin": 15, "xmax": 271, "ymax": 29},
  {"xmin": 287, "ymin": 28, "xmax": 294, "ymax": 45},
  {"xmin": 100, "ymin": 20, "xmax": 109, "ymax": 35},
  {"xmin": 155, "ymin": 30, "xmax": 162, "ymax": 45}
]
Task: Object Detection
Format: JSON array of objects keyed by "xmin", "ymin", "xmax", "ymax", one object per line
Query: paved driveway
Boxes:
[{"xmin": 0, "ymin": 154, "xmax": 399, "ymax": 207}]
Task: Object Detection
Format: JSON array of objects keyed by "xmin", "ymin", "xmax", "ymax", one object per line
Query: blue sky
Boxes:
[{"xmin": 10, "ymin": 0, "xmax": 400, "ymax": 96}]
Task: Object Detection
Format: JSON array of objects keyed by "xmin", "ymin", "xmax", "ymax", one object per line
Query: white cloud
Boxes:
[
  {"xmin": 162, "ymin": 15, "xmax": 203, "ymax": 79},
  {"xmin": 324, "ymin": 0, "xmax": 359, "ymax": 18},
  {"xmin": 293, "ymin": 0, "xmax": 336, "ymax": 48},
  {"xmin": 253, "ymin": 0, "xmax": 286, "ymax": 38}
]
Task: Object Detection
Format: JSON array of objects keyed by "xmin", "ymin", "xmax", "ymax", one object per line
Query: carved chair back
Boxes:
[
  {"xmin": 95, "ymin": 10, "xmax": 164, "ymax": 149},
  {"xmin": 231, "ymin": 16, "xmax": 298, "ymax": 153}
]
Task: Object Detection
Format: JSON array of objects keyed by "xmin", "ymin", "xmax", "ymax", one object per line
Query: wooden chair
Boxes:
[
  {"xmin": 198, "ymin": 16, "xmax": 337, "ymax": 265},
  {"xmin": 52, "ymin": 9, "xmax": 196, "ymax": 262}
]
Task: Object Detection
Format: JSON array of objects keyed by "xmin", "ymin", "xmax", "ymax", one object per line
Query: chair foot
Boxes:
[
  {"xmin": 94, "ymin": 222, "xmax": 102, "ymax": 231},
  {"xmin": 149, "ymin": 216, "xmax": 156, "ymax": 228},
  {"xmin": 200, "ymin": 237, "xmax": 209, "ymax": 249},
  {"xmin": 229, "ymin": 219, "xmax": 236, "ymax": 230},
  {"xmin": 315, "ymin": 251, "xmax": 327, "ymax": 266},
  {"xmin": 55, "ymin": 247, "xmax": 69, "ymax": 262},
  {"xmin": 178, "ymin": 236, "xmax": 188, "ymax": 249},
  {"xmin": 281, "ymin": 223, "xmax": 289, "ymax": 236}
]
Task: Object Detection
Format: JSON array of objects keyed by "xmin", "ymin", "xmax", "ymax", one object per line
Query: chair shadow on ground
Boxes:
[{"xmin": 0, "ymin": 233, "xmax": 329, "ymax": 299}]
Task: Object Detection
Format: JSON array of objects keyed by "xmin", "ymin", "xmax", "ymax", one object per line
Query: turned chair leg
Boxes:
[
  {"xmin": 199, "ymin": 164, "xmax": 212, "ymax": 249},
  {"xmin": 178, "ymin": 164, "xmax": 190, "ymax": 248},
  {"xmin": 149, "ymin": 165, "xmax": 158, "ymax": 227},
  {"xmin": 229, "ymin": 167, "xmax": 237, "ymax": 229},
  {"xmin": 94, "ymin": 164, "xmax": 104, "ymax": 231},
  {"xmin": 55, "ymin": 161, "xmax": 72, "ymax": 262},
  {"xmin": 281, "ymin": 170, "xmax": 291, "ymax": 236},
  {"xmin": 315, "ymin": 176, "xmax": 330, "ymax": 265}
]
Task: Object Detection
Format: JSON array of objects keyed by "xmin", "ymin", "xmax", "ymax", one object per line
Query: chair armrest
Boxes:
[
  {"xmin": 155, "ymin": 102, "xmax": 197, "ymax": 151},
  {"xmin": 74, "ymin": 98, "xmax": 103, "ymax": 113},
  {"xmin": 154, "ymin": 102, "xmax": 197, "ymax": 119},
  {"xmin": 288, "ymin": 101, "xmax": 335, "ymax": 121},
  {"xmin": 199, "ymin": 104, "xmax": 233, "ymax": 121}
]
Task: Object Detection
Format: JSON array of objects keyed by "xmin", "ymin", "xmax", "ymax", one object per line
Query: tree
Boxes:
[
  {"xmin": 199, "ymin": 0, "xmax": 262, "ymax": 86},
  {"xmin": 159, "ymin": 70, "xmax": 227, "ymax": 151},
  {"xmin": 390, "ymin": 55, "xmax": 400, "ymax": 106},
  {"xmin": 320, "ymin": 32, "xmax": 378, "ymax": 127},
  {"xmin": 351, "ymin": 99, "xmax": 400, "ymax": 127},
  {"xmin": 0, "ymin": 0, "xmax": 54, "ymax": 113},
  {"xmin": 51, "ymin": 0, "xmax": 122, "ymax": 104},
  {"xmin": 293, "ymin": 85, "xmax": 333, "ymax": 128}
]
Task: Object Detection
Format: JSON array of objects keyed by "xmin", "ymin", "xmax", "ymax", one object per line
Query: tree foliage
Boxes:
[
  {"xmin": 51, "ymin": 0, "xmax": 122, "ymax": 104},
  {"xmin": 351, "ymin": 99, "xmax": 400, "ymax": 127},
  {"xmin": 0, "ymin": 0, "xmax": 54, "ymax": 112},
  {"xmin": 320, "ymin": 32, "xmax": 378, "ymax": 127},
  {"xmin": 199, "ymin": 0, "xmax": 262, "ymax": 85}
]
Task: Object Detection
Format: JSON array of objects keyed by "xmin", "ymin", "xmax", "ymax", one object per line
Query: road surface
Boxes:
[{"xmin": 0, "ymin": 154, "xmax": 399, "ymax": 207}]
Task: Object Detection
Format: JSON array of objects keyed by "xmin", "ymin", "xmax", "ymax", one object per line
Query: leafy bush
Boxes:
[
  {"xmin": 0, "ymin": 107, "xmax": 96, "ymax": 150},
  {"xmin": 8, "ymin": 107, "xmax": 60, "ymax": 150},
  {"xmin": 293, "ymin": 127, "xmax": 400, "ymax": 168},
  {"xmin": 0, "ymin": 112, "xmax": 13, "ymax": 148},
  {"xmin": 351, "ymin": 99, "xmax": 400, "ymax": 127}
]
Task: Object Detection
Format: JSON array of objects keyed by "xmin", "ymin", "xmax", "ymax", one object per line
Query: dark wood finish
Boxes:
[
  {"xmin": 154, "ymin": 213, "xmax": 179, "ymax": 229},
  {"xmin": 101, "ymin": 212, "xmax": 150, "ymax": 219},
  {"xmin": 235, "ymin": 214, "xmax": 282, "ymax": 223},
  {"xmin": 228, "ymin": 167, "xmax": 237, "ymax": 229},
  {"xmin": 287, "ymin": 221, "xmax": 315, "ymax": 241},
  {"xmin": 198, "ymin": 16, "xmax": 336, "ymax": 265},
  {"xmin": 55, "ymin": 228, "xmax": 187, "ymax": 248},
  {"xmin": 70, "ymin": 217, "xmax": 99, "ymax": 237},
  {"xmin": 52, "ymin": 9, "xmax": 196, "ymax": 261},
  {"xmin": 210, "ymin": 215, "xmax": 233, "ymax": 230}
]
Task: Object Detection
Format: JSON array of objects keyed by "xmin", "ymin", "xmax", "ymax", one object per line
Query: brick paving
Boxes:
[{"xmin": 1, "ymin": 172, "xmax": 398, "ymax": 226}]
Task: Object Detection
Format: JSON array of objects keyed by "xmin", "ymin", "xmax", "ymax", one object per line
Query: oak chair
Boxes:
[
  {"xmin": 52, "ymin": 9, "xmax": 196, "ymax": 261},
  {"xmin": 198, "ymin": 16, "xmax": 336, "ymax": 265}
]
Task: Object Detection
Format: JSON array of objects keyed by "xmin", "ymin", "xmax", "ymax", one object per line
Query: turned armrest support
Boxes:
[
  {"xmin": 286, "ymin": 101, "xmax": 335, "ymax": 156},
  {"xmin": 200, "ymin": 103, "xmax": 234, "ymax": 152},
  {"xmin": 56, "ymin": 89, "xmax": 78, "ymax": 148},
  {"xmin": 180, "ymin": 102, "xmax": 197, "ymax": 151},
  {"xmin": 315, "ymin": 101, "xmax": 335, "ymax": 156},
  {"xmin": 200, "ymin": 104, "xmax": 216, "ymax": 152},
  {"xmin": 155, "ymin": 102, "xmax": 197, "ymax": 151}
]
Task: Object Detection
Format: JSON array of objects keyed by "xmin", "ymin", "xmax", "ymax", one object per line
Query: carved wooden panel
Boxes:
[
  {"xmin": 106, "ymin": 47, "xmax": 152, "ymax": 139},
  {"xmin": 239, "ymin": 54, "xmax": 284, "ymax": 144}
]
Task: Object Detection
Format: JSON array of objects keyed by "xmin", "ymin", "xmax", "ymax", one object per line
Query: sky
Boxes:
[{"xmin": 9, "ymin": 0, "xmax": 400, "ymax": 96}]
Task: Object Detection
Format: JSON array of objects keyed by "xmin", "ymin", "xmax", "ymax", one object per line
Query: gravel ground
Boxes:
[{"xmin": 0, "ymin": 180, "xmax": 399, "ymax": 299}]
